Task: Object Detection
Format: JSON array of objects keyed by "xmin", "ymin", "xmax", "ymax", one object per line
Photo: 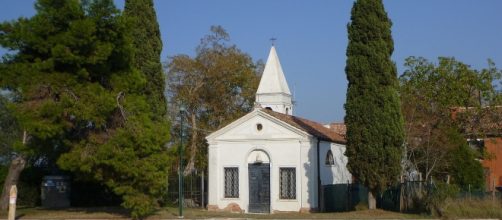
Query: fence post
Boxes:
[
  {"xmin": 419, "ymin": 172, "xmax": 423, "ymax": 191},
  {"xmin": 201, "ymin": 171, "xmax": 205, "ymax": 208},
  {"xmin": 8, "ymin": 185, "xmax": 17, "ymax": 220},
  {"xmin": 399, "ymin": 176, "xmax": 404, "ymax": 212},
  {"xmin": 493, "ymin": 179, "xmax": 496, "ymax": 202},
  {"xmin": 190, "ymin": 173, "xmax": 193, "ymax": 200},
  {"xmin": 468, "ymin": 184, "xmax": 472, "ymax": 200},
  {"xmin": 346, "ymin": 182, "xmax": 349, "ymax": 212}
]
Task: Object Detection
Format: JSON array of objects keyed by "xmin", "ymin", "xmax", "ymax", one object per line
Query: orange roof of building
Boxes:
[
  {"xmin": 326, "ymin": 122, "xmax": 346, "ymax": 137},
  {"xmin": 452, "ymin": 106, "xmax": 502, "ymax": 137},
  {"xmin": 263, "ymin": 109, "xmax": 346, "ymax": 144}
]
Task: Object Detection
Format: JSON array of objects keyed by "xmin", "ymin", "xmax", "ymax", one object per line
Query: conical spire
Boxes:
[
  {"xmin": 255, "ymin": 46, "xmax": 293, "ymax": 115},
  {"xmin": 256, "ymin": 46, "xmax": 291, "ymax": 95}
]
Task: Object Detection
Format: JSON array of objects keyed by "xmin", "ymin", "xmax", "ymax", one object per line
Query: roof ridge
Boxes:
[{"xmin": 262, "ymin": 109, "xmax": 346, "ymax": 143}]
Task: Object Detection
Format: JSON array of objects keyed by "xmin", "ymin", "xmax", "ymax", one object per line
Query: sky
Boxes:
[{"xmin": 1, "ymin": 0, "xmax": 501, "ymax": 123}]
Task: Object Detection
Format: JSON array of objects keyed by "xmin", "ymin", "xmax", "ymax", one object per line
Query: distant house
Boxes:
[
  {"xmin": 205, "ymin": 46, "xmax": 351, "ymax": 213},
  {"xmin": 454, "ymin": 106, "xmax": 502, "ymax": 192},
  {"xmin": 470, "ymin": 138, "xmax": 502, "ymax": 191}
]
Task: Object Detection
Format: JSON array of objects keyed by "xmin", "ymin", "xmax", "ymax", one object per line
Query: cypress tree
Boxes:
[
  {"xmin": 124, "ymin": 0, "xmax": 167, "ymax": 117},
  {"xmin": 344, "ymin": 0, "xmax": 404, "ymax": 209}
]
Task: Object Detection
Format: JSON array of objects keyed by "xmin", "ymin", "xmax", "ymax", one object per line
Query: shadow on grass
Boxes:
[
  {"xmin": 8, "ymin": 206, "xmax": 130, "ymax": 218},
  {"xmin": 3, "ymin": 206, "xmax": 430, "ymax": 219}
]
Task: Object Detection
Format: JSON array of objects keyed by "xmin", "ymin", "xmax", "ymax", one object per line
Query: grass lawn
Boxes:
[{"xmin": 0, "ymin": 206, "xmax": 430, "ymax": 219}]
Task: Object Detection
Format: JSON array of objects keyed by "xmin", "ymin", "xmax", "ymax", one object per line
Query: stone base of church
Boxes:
[
  {"xmin": 299, "ymin": 207, "xmax": 319, "ymax": 213},
  {"xmin": 207, "ymin": 203, "xmax": 243, "ymax": 213},
  {"xmin": 271, "ymin": 207, "xmax": 318, "ymax": 214},
  {"xmin": 271, "ymin": 210, "xmax": 294, "ymax": 214},
  {"xmin": 207, "ymin": 204, "xmax": 318, "ymax": 214},
  {"xmin": 207, "ymin": 204, "xmax": 219, "ymax": 211}
]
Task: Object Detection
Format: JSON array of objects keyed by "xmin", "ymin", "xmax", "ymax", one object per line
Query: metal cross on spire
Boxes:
[{"xmin": 270, "ymin": 37, "xmax": 277, "ymax": 46}]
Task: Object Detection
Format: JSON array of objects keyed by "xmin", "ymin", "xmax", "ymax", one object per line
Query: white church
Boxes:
[{"xmin": 206, "ymin": 46, "xmax": 352, "ymax": 213}]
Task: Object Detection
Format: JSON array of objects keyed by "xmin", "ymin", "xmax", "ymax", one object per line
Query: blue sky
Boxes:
[{"xmin": 1, "ymin": 0, "xmax": 501, "ymax": 123}]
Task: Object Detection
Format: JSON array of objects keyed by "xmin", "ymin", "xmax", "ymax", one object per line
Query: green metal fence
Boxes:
[
  {"xmin": 322, "ymin": 181, "xmax": 430, "ymax": 213},
  {"xmin": 323, "ymin": 181, "xmax": 502, "ymax": 213},
  {"xmin": 167, "ymin": 170, "xmax": 207, "ymax": 208},
  {"xmin": 322, "ymin": 183, "xmax": 368, "ymax": 212}
]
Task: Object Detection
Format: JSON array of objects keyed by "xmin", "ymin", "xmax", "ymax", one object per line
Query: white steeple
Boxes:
[{"xmin": 256, "ymin": 46, "xmax": 293, "ymax": 115}]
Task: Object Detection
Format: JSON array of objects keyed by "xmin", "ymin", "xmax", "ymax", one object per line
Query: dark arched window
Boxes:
[
  {"xmin": 325, "ymin": 150, "xmax": 334, "ymax": 165},
  {"xmin": 265, "ymin": 107, "xmax": 272, "ymax": 110}
]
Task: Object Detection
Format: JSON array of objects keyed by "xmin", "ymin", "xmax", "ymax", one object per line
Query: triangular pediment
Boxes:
[{"xmin": 206, "ymin": 109, "xmax": 310, "ymax": 142}]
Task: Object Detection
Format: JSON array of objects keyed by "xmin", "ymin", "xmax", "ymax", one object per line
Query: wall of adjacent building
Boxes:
[{"xmin": 482, "ymin": 137, "xmax": 502, "ymax": 191}]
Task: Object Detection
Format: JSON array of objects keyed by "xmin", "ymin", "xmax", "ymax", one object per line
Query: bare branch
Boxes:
[{"xmin": 116, "ymin": 91, "xmax": 127, "ymax": 122}]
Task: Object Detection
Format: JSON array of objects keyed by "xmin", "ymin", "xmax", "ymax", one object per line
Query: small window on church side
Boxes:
[
  {"xmin": 224, "ymin": 167, "xmax": 239, "ymax": 198},
  {"xmin": 286, "ymin": 108, "xmax": 289, "ymax": 115},
  {"xmin": 265, "ymin": 107, "xmax": 272, "ymax": 110},
  {"xmin": 256, "ymin": 123, "xmax": 263, "ymax": 131},
  {"xmin": 325, "ymin": 150, "xmax": 335, "ymax": 165}
]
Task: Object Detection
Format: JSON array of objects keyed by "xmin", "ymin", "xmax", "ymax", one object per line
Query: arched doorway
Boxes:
[{"xmin": 247, "ymin": 150, "xmax": 270, "ymax": 213}]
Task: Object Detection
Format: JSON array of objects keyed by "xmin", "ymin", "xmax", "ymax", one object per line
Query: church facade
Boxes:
[{"xmin": 206, "ymin": 46, "xmax": 351, "ymax": 213}]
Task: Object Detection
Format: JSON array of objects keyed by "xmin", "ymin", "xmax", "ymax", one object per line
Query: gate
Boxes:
[{"xmin": 248, "ymin": 163, "xmax": 270, "ymax": 213}]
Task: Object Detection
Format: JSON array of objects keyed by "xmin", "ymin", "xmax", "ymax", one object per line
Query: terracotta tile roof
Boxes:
[
  {"xmin": 326, "ymin": 123, "xmax": 346, "ymax": 137},
  {"xmin": 262, "ymin": 109, "xmax": 346, "ymax": 144},
  {"xmin": 453, "ymin": 106, "xmax": 502, "ymax": 137}
]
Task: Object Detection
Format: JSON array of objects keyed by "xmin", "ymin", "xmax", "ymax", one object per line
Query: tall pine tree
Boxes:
[
  {"xmin": 344, "ymin": 0, "xmax": 404, "ymax": 209},
  {"xmin": 0, "ymin": 0, "xmax": 170, "ymax": 217},
  {"xmin": 124, "ymin": 0, "xmax": 167, "ymax": 118}
]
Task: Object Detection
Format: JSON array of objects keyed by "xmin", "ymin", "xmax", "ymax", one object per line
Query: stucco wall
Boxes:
[
  {"xmin": 208, "ymin": 140, "xmax": 318, "ymax": 213},
  {"xmin": 255, "ymin": 93, "xmax": 293, "ymax": 115},
  {"xmin": 319, "ymin": 141, "xmax": 352, "ymax": 185},
  {"xmin": 207, "ymin": 113, "xmax": 317, "ymax": 213},
  {"xmin": 206, "ymin": 111, "xmax": 353, "ymax": 213}
]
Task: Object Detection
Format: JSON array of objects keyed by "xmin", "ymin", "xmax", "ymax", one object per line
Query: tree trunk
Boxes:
[
  {"xmin": 0, "ymin": 155, "xmax": 26, "ymax": 211},
  {"xmin": 184, "ymin": 113, "xmax": 197, "ymax": 175},
  {"xmin": 0, "ymin": 131, "xmax": 28, "ymax": 211},
  {"xmin": 368, "ymin": 191, "xmax": 377, "ymax": 210}
]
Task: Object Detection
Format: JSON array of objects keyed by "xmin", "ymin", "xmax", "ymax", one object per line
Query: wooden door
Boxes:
[{"xmin": 248, "ymin": 163, "xmax": 270, "ymax": 213}]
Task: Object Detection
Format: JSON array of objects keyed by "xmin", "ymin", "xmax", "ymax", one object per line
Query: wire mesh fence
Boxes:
[{"xmin": 166, "ymin": 170, "xmax": 207, "ymax": 208}]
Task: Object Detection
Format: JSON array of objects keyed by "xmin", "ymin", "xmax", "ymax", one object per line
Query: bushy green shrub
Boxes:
[
  {"xmin": 450, "ymin": 134, "xmax": 485, "ymax": 190},
  {"xmin": 122, "ymin": 193, "xmax": 157, "ymax": 219}
]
